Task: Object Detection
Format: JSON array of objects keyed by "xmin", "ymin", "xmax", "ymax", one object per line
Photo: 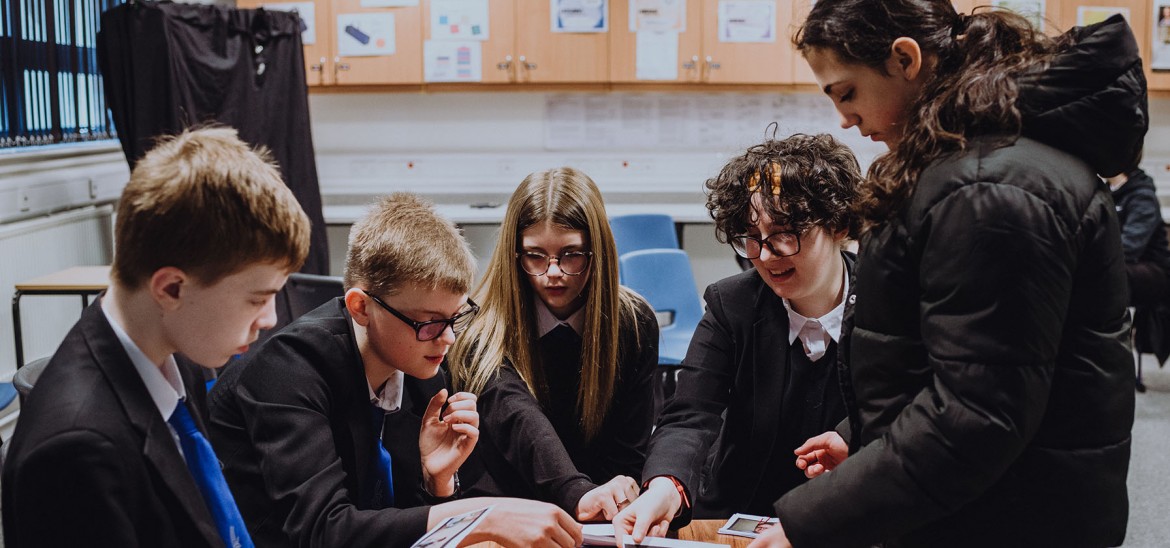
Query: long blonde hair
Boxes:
[{"xmin": 450, "ymin": 167, "xmax": 643, "ymax": 440}]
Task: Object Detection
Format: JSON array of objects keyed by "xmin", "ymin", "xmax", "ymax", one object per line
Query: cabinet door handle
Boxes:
[
  {"xmin": 705, "ymin": 56, "xmax": 721, "ymax": 70},
  {"xmin": 519, "ymin": 55, "xmax": 537, "ymax": 70},
  {"xmin": 310, "ymin": 56, "xmax": 326, "ymax": 72},
  {"xmin": 334, "ymin": 56, "xmax": 350, "ymax": 78},
  {"xmin": 682, "ymin": 54, "xmax": 699, "ymax": 69},
  {"xmin": 497, "ymin": 54, "xmax": 513, "ymax": 70}
]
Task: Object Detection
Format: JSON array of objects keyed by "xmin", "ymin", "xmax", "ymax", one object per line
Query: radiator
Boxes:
[{"xmin": 1, "ymin": 205, "xmax": 114, "ymax": 377}]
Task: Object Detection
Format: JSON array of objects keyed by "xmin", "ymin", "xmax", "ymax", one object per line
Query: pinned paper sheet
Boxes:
[
  {"xmin": 990, "ymin": 0, "xmax": 1045, "ymax": 32},
  {"xmin": 552, "ymin": 0, "xmax": 609, "ymax": 32},
  {"xmin": 337, "ymin": 13, "xmax": 396, "ymax": 57},
  {"xmin": 1077, "ymin": 6, "xmax": 1129, "ymax": 26},
  {"xmin": 425, "ymin": 40, "xmax": 483, "ymax": 82},
  {"xmin": 636, "ymin": 31, "xmax": 679, "ymax": 80},
  {"xmin": 431, "ymin": 0, "xmax": 490, "ymax": 41},
  {"xmin": 361, "ymin": 0, "xmax": 418, "ymax": 6},
  {"xmin": 1155, "ymin": 3, "xmax": 1170, "ymax": 69},
  {"xmin": 718, "ymin": 0, "xmax": 775, "ymax": 43},
  {"xmin": 261, "ymin": 2, "xmax": 316, "ymax": 45}
]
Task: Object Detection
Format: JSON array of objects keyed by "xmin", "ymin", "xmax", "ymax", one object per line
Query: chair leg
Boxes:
[{"xmin": 1136, "ymin": 346, "xmax": 1147, "ymax": 393}]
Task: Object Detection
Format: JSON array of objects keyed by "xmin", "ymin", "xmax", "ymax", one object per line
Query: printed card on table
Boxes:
[
  {"xmin": 410, "ymin": 505, "xmax": 492, "ymax": 548},
  {"xmin": 718, "ymin": 512, "xmax": 779, "ymax": 539}
]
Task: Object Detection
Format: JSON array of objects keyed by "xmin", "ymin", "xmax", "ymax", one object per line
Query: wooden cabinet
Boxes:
[
  {"xmin": 421, "ymin": 0, "xmax": 607, "ymax": 83},
  {"xmin": 611, "ymin": 0, "xmax": 795, "ymax": 84},
  {"xmin": 238, "ymin": 0, "xmax": 422, "ymax": 86}
]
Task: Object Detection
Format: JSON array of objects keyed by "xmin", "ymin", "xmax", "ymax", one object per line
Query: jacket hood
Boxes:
[{"xmin": 1018, "ymin": 14, "xmax": 1148, "ymax": 177}]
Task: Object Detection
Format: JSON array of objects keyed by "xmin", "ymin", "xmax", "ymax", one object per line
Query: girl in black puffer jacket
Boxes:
[{"xmin": 752, "ymin": 2, "xmax": 1143, "ymax": 547}]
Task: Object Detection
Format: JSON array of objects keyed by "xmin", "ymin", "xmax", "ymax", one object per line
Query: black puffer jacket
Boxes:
[{"xmin": 774, "ymin": 15, "xmax": 1141, "ymax": 548}]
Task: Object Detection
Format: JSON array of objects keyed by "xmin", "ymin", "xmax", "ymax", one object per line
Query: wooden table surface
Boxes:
[
  {"xmin": 466, "ymin": 519, "xmax": 751, "ymax": 547},
  {"xmin": 14, "ymin": 265, "xmax": 111, "ymax": 291}
]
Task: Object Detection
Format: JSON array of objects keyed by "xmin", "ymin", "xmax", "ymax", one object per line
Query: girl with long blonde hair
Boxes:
[{"xmin": 451, "ymin": 167, "xmax": 659, "ymax": 521}]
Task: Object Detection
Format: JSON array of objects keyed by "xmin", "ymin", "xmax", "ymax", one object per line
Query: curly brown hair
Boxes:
[{"xmin": 705, "ymin": 132, "xmax": 862, "ymax": 244}]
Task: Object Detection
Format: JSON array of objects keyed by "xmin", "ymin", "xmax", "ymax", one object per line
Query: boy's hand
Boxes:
[
  {"xmin": 420, "ymin": 389, "xmax": 479, "ymax": 496},
  {"xmin": 611, "ymin": 477, "xmax": 680, "ymax": 544},
  {"xmin": 461, "ymin": 499, "xmax": 583, "ymax": 548},
  {"xmin": 576, "ymin": 475, "xmax": 641, "ymax": 521},
  {"xmin": 746, "ymin": 519, "xmax": 793, "ymax": 548},
  {"xmin": 794, "ymin": 431, "xmax": 848, "ymax": 478}
]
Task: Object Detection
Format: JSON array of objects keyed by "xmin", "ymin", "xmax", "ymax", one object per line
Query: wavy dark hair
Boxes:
[
  {"xmin": 795, "ymin": 0, "xmax": 1067, "ymax": 228},
  {"xmin": 706, "ymin": 130, "xmax": 861, "ymax": 243}
]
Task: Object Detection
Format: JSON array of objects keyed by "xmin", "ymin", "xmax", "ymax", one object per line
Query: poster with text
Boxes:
[
  {"xmin": 552, "ymin": 0, "xmax": 608, "ymax": 32},
  {"xmin": 1077, "ymin": 6, "xmax": 1129, "ymax": 26},
  {"xmin": 337, "ymin": 12, "xmax": 396, "ymax": 57},
  {"xmin": 424, "ymin": 40, "xmax": 483, "ymax": 82},
  {"xmin": 431, "ymin": 0, "xmax": 490, "ymax": 40},
  {"xmin": 718, "ymin": 0, "xmax": 775, "ymax": 43},
  {"xmin": 630, "ymin": 0, "xmax": 686, "ymax": 32},
  {"xmin": 1153, "ymin": 4, "xmax": 1170, "ymax": 69},
  {"xmin": 990, "ymin": 0, "xmax": 1045, "ymax": 32}
]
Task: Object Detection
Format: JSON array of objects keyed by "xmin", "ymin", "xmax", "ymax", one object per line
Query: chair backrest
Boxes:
[
  {"xmin": 619, "ymin": 249, "xmax": 704, "ymax": 335},
  {"xmin": 609, "ymin": 214, "xmax": 679, "ymax": 258},
  {"xmin": 253, "ymin": 272, "xmax": 345, "ymax": 351},
  {"xmin": 14, "ymin": 356, "xmax": 51, "ymax": 404},
  {"xmin": 285, "ymin": 272, "xmax": 345, "ymax": 319}
]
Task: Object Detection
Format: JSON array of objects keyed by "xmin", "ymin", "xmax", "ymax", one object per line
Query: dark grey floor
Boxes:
[
  {"xmin": 0, "ymin": 362, "xmax": 1165, "ymax": 547},
  {"xmin": 1126, "ymin": 359, "xmax": 1170, "ymax": 547}
]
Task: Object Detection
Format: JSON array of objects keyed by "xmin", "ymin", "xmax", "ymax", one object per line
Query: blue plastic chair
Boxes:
[
  {"xmin": 609, "ymin": 213, "xmax": 679, "ymax": 258},
  {"xmin": 619, "ymin": 249, "xmax": 704, "ymax": 365}
]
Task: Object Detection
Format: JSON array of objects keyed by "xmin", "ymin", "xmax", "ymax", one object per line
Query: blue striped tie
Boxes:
[{"xmin": 370, "ymin": 402, "xmax": 396, "ymax": 507}]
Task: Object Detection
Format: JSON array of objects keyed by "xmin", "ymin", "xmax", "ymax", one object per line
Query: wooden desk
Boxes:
[
  {"xmin": 466, "ymin": 520, "xmax": 750, "ymax": 547},
  {"xmin": 12, "ymin": 266, "xmax": 110, "ymax": 368}
]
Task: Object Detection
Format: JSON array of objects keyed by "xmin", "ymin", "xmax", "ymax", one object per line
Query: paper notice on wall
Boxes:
[
  {"xmin": 990, "ymin": 0, "xmax": 1045, "ymax": 32},
  {"xmin": 1154, "ymin": 3, "xmax": 1170, "ymax": 70},
  {"xmin": 552, "ymin": 0, "xmax": 608, "ymax": 32},
  {"xmin": 1077, "ymin": 6, "xmax": 1129, "ymax": 26},
  {"xmin": 261, "ymin": 2, "xmax": 316, "ymax": 45},
  {"xmin": 629, "ymin": 0, "xmax": 685, "ymax": 32},
  {"xmin": 361, "ymin": 0, "xmax": 418, "ymax": 7},
  {"xmin": 431, "ymin": 0, "xmax": 490, "ymax": 41},
  {"xmin": 718, "ymin": 0, "xmax": 775, "ymax": 43},
  {"xmin": 424, "ymin": 40, "xmax": 483, "ymax": 82},
  {"xmin": 337, "ymin": 13, "xmax": 396, "ymax": 56},
  {"xmin": 545, "ymin": 95, "xmax": 587, "ymax": 149},
  {"xmin": 636, "ymin": 31, "xmax": 679, "ymax": 80}
]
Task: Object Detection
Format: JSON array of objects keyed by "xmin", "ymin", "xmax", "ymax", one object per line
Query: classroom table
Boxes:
[
  {"xmin": 465, "ymin": 519, "xmax": 752, "ymax": 547},
  {"xmin": 12, "ymin": 265, "xmax": 110, "ymax": 369}
]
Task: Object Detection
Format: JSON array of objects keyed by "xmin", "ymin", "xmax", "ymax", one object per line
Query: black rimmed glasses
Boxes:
[
  {"xmin": 364, "ymin": 291, "xmax": 479, "ymax": 341},
  {"xmin": 515, "ymin": 251, "xmax": 593, "ymax": 276},
  {"xmin": 730, "ymin": 230, "xmax": 803, "ymax": 259}
]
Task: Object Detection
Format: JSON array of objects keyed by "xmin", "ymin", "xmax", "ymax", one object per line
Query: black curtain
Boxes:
[{"xmin": 97, "ymin": 0, "xmax": 328, "ymax": 275}]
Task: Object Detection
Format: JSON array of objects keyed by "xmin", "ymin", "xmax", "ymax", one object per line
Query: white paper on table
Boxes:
[
  {"xmin": 636, "ymin": 31, "xmax": 679, "ymax": 80},
  {"xmin": 629, "ymin": 0, "xmax": 686, "ymax": 32},
  {"xmin": 582, "ymin": 523, "xmax": 617, "ymax": 545},
  {"xmin": 717, "ymin": 0, "xmax": 775, "ymax": 43},
  {"xmin": 424, "ymin": 40, "xmax": 483, "ymax": 82},
  {"xmin": 621, "ymin": 535, "xmax": 730, "ymax": 547},
  {"xmin": 336, "ymin": 12, "xmax": 396, "ymax": 57},
  {"xmin": 260, "ymin": 2, "xmax": 316, "ymax": 45},
  {"xmin": 431, "ymin": 0, "xmax": 490, "ymax": 41},
  {"xmin": 552, "ymin": 0, "xmax": 609, "ymax": 32}
]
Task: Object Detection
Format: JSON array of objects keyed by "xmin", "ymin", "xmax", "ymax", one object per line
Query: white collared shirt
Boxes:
[
  {"xmin": 784, "ymin": 262, "xmax": 849, "ymax": 362},
  {"xmin": 369, "ymin": 370, "xmax": 405, "ymax": 414},
  {"xmin": 534, "ymin": 297, "xmax": 586, "ymax": 338},
  {"xmin": 101, "ymin": 298, "xmax": 187, "ymax": 453}
]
